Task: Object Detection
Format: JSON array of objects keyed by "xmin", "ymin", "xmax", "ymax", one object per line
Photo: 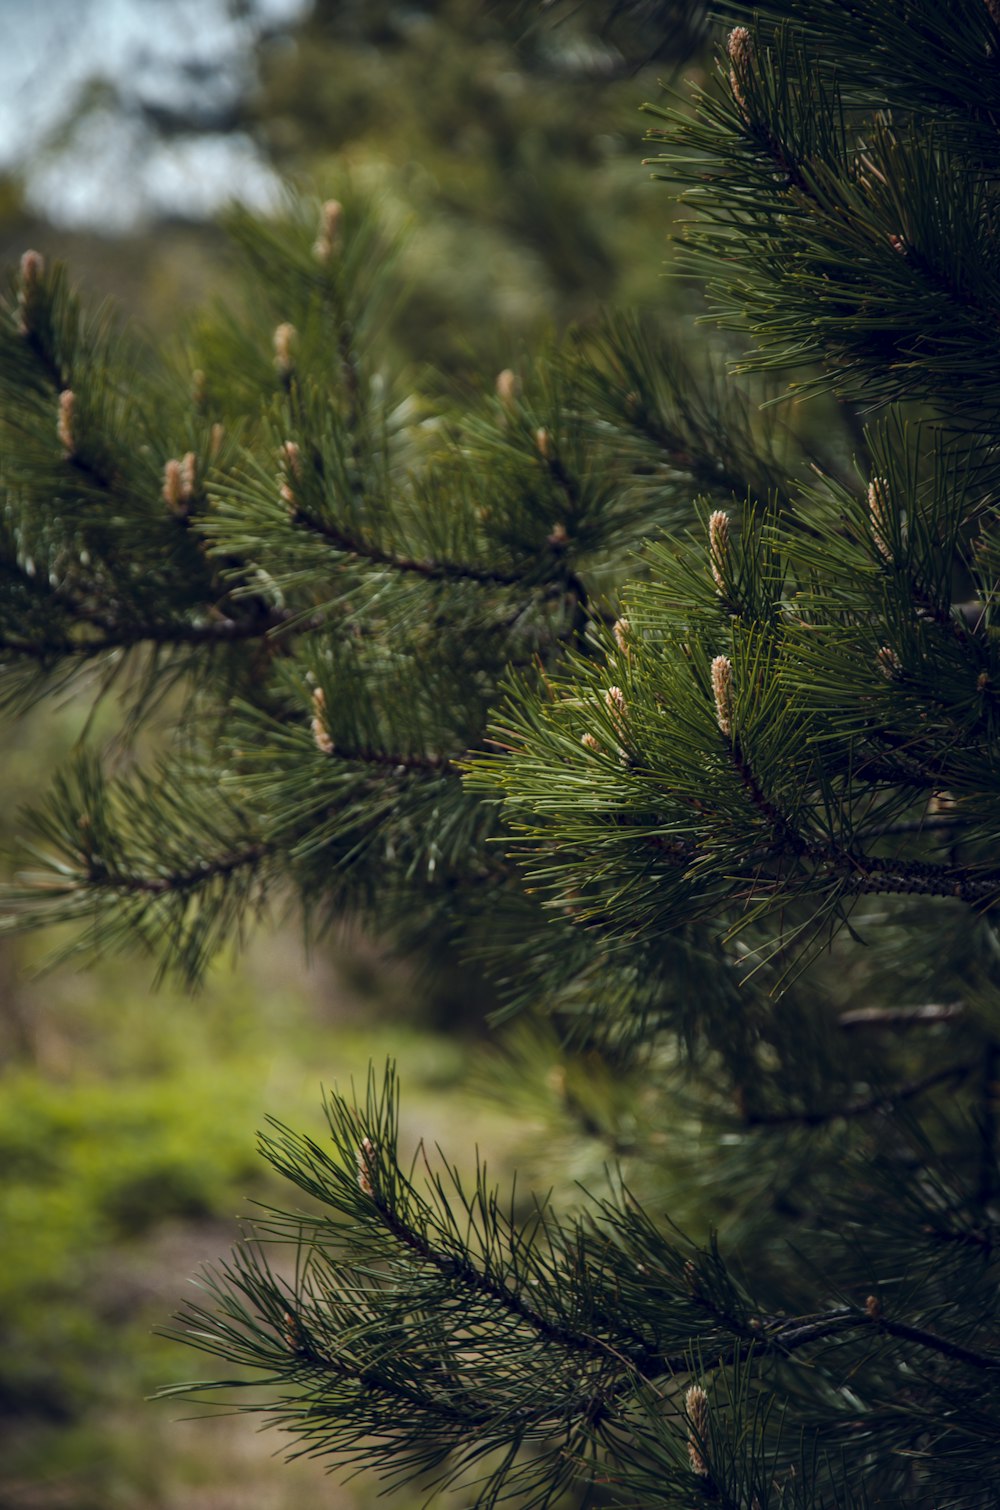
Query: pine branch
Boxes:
[
  {"xmin": 851, "ymin": 1314, "xmax": 1000, "ymax": 1375},
  {"xmin": 636, "ymin": 799, "xmax": 1000, "ymax": 914},
  {"xmin": 729, "ymin": 734, "xmax": 810, "ymax": 857},
  {"xmin": 2, "ymin": 754, "xmax": 275, "ymax": 984},
  {"xmin": 81, "ymin": 841, "xmax": 272, "ymax": 898},
  {"xmin": 0, "ymin": 607, "xmax": 292, "ymax": 662},
  {"xmin": 361, "ymin": 1154, "xmax": 651, "ymax": 1366},
  {"xmin": 167, "ymin": 1068, "xmax": 1000, "ymax": 1510},
  {"xmin": 579, "ymin": 312, "xmax": 795, "ymax": 506},
  {"xmin": 742, "ymin": 1061, "xmax": 972, "ymax": 1129},
  {"xmin": 644, "ymin": 21, "xmax": 1000, "ymax": 419},
  {"xmin": 727, "ymin": 845, "xmax": 1000, "ymax": 907},
  {"xmin": 314, "ymin": 744, "xmax": 457, "ymax": 774},
  {"xmin": 644, "ymin": 1306, "xmax": 1000, "ymax": 1377},
  {"xmin": 290, "ymin": 504, "xmax": 528, "ymax": 587}
]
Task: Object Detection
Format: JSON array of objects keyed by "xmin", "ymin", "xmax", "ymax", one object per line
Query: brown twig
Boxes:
[
  {"xmin": 292, "ymin": 507, "xmax": 526, "ymax": 588},
  {"xmin": 86, "ymin": 841, "xmax": 271, "ymax": 896},
  {"xmin": 742, "ymin": 1061, "xmax": 972, "ymax": 1129},
  {"xmin": 839, "ymin": 1002, "xmax": 965, "ymax": 1031}
]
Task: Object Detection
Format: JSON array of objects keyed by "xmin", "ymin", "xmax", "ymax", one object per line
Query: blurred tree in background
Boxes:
[
  {"xmin": 253, "ymin": 0, "xmax": 709, "ymax": 370},
  {"xmin": 6, "ymin": 0, "xmax": 1000, "ymax": 1507}
]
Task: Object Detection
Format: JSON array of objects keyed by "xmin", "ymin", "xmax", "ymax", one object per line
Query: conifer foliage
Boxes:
[{"xmin": 4, "ymin": 2, "xmax": 1000, "ymax": 1506}]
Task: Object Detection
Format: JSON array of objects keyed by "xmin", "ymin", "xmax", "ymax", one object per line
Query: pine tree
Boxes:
[{"xmin": 3, "ymin": 2, "xmax": 1000, "ymax": 1506}]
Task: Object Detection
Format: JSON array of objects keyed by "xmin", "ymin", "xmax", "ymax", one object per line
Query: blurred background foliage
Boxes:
[
  {"xmin": 0, "ymin": 0, "xmax": 709, "ymax": 352},
  {"xmin": 0, "ymin": 2, "xmax": 715, "ymax": 1506}
]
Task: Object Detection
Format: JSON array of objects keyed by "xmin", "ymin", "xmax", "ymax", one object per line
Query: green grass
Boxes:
[{"xmin": 0, "ymin": 922, "xmax": 541, "ymax": 1508}]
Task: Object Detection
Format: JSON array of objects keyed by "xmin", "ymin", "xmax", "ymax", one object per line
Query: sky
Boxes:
[{"xmin": 0, "ymin": 0, "xmax": 312, "ymax": 230}]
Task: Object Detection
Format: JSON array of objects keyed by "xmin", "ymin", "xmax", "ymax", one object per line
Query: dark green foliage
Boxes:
[
  {"xmin": 3, "ymin": 187, "xmax": 783, "ymax": 986},
  {"xmin": 3, "ymin": 0, "xmax": 1000, "ymax": 1505},
  {"xmin": 167, "ymin": 1066, "xmax": 1000, "ymax": 1509}
]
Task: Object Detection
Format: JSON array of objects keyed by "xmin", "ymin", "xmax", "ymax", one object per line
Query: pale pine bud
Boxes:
[
  {"xmin": 536, "ymin": 425, "xmax": 552, "ymax": 459},
  {"xmin": 876, "ymin": 644, "xmax": 901, "ymax": 679},
  {"xmin": 20, "ymin": 248, "xmax": 44, "ymax": 288},
  {"xmin": 17, "ymin": 249, "xmax": 45, "ymax": 335},
  {"xmin": 868, "ymin": 477, "xmax": 892, "ymax": 561},
  {"xmin": 273, "ymin": 322, "xmax": 296, "ymax": 378},
  {"xmin": 727, "ymin": 26, "xmax": 752, "ymax": 66},
  {"xmin": 613, "ymin": 617, "xmax": 630, "ymax": 653},
  {"xmin": 210, "ymin": 422, "xmax": 224, "ymax": 458},
  {"xmin": 57, "ymin": 389, "xmax": 75, "ymax": 455},
  {"xmin": 495, "ymin": 368, "xmax": 518, "ymax": 408},
  {"xmin": 310, "ymin": 686, "xmax": 334, "ymax": 754},
  {"xmin": 685, "ymin": 1384, "xmax": 711, "ymax": 1477},
  {"xmin": 280, "ymin": 440, "xmax": 301, "ymax": 511},
  {"xmin": 283, "ymin": 1310, "xmax": 302, "ymax": 1350},
  {"xmin": 313, "ymin": 199, "xmax": 343, "ymax": 262},
  {"xmin": 708, "ymin": 509, "xmax": 729, "ymax": 594},
  {"xmin": 711, "ymin": 654, "xmax": 733, "ymax": 736},
  {"xmin": 163, "ymin": 453, "xmax": 197, "ymax": 515},
  {"xmin": 547, "ymin": 522, "xmax": 569, "ymax": 547},
  {"xmin": 162, "ymin": 458, "xmax": 185, "ymax": 514},
  {"xmin": 581, "ymin": 732, "xmax": 601, "ymax": 753},
  {"xmin": 727, "ymin": 26, "xmax": 753, "ymax": 118},
  {"xmin": 605, "ymin": 685, "xmax": 627, "ymax": 724},
  {"xmin": 356, "ymin": 1135, "xmax": 375, "ymax": 1196}
]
